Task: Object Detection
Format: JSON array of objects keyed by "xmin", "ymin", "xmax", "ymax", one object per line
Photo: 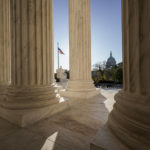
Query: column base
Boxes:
[
  {"xmin": 91, "ymin": 125, "xmax": 128, "ymax": 150},
  {"xmin": 91, "ymin": 91, "xmax": 150, "ymax": 150},
  {"xmin": 0, "ymin": 84, "xmax": 9, "ymax": 101},
  {"xmin": 0, "ymin": 85, "xmax": 68, "ymax": 127},
  {"xmin": 60, "ymin": 80, "xmax": 100, "ymax": 99},
  {"xmin": 107, "ymin": 91, "xmax": 150, "ymax": 150}
]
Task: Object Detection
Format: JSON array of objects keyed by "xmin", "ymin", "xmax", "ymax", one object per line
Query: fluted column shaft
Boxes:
[
  {"xmin": 69, "ymin": 0, "xmax": 91, "ymax": 81},
  {"xmin": 108, "ymin": 0, "xmax": 150, "ymax": 149},
  {"xmin": 49, "ymin": 1, "xmax": 54, "ymax": 84},
  {"xmin": 122, "ymin": 0, "xmax": 150, "ymax": 95},
  {"xmin": 0, "ymin": 0, "xmax": 11, "ymax": 86},
  {"xmin": 61, "ymin": 0, "xmax": 99, "ymax": 99},
  {"xmin": 1, "ymin": 0, "xmax": 56, "ymax": 109},
  {"xmin": 10, "ymin": 0, "xmax": 53, "ymax": 86},
  {"xmin": 0, "ymin": 0, "xmax": 57, "ymax": 127},
  {"xmin": 0, "ymin": 0, "xmax": 11, "ymax": 99}
]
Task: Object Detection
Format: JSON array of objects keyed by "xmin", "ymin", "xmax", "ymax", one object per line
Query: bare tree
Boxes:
[{"xmin": 93, "ymin": 61, "xmax": 106, "ymax": 71}]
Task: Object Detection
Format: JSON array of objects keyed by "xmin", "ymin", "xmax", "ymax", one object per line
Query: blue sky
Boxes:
[{"xmin": 53, "ymin": 0, "xmax": 122, "ymax": 71}]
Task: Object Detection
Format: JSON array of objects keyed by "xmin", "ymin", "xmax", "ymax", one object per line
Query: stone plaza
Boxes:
[{"xmin": 0, "ymin": 0, "xmax": 150, "ymax": 150}]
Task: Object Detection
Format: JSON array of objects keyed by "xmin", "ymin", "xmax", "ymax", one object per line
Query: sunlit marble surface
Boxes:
[{"xmin": 0, "ymin": 89, "xmax": 119, "ymax": 150}]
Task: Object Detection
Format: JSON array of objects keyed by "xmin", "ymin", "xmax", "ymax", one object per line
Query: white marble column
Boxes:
[
  {"xmin": 107, "ymin": 0, "xmax": 150, "ymax": 149},
  {"xmin": 0, "ymin": 0, "xmax": 57, "ymax": 127},
  {"xmin": 0, "ymin": 0, "xmax": 11, "ymax": 98},
  {"xmin": 61, "ymin": 0, "xmax": 99, "ymax": 99}
]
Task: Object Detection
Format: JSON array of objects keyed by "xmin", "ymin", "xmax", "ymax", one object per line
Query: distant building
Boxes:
[{"xmin": 106, "ymin": 51, "xmax": 116, "ymax": 69}]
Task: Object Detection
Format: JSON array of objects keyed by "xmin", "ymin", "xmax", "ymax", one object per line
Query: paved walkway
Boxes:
[{"xmin": 0, "ymin": 89, "xmax": 119, "ymax": 150}]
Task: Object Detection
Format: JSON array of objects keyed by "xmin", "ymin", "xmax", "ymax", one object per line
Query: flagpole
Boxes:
[{"xmin": 57, "ymin": 42, "xmax": 59, "ymax": 69}]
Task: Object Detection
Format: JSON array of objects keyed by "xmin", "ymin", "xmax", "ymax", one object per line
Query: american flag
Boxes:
[{"xmin": 58, "ymin": 47, "xmax": 65, "ymax": 55}]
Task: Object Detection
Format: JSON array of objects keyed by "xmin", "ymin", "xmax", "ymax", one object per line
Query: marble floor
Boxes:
[{"xmin": 0, "ymin": 89, "xmax": 119, "ymax": 150}]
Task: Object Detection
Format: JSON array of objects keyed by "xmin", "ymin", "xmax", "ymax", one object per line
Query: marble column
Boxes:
[
  {"xmin": 0, "ymin": 0, "xmax": 11, "ymax": 99},
  {"xmin": 91, "ymin": 1, "xmax": 150, "ymax": 149},
  {"xmin": 93, "ymin": 1, "xmax": 150, "ymax": 150},
  {"xmin": 0, "ymin": 0, "xmax": 57, "ymax": 127},
  {"xmin": 60, "ymin": 0, "xmax": 99, "ymax": 99}
]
